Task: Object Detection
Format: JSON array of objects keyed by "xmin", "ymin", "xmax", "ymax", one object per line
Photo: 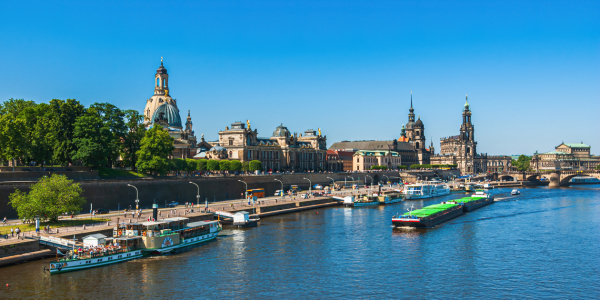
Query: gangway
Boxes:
[{"xmin": 39, "ymin": 236, "xmax": 78, "ymax": 250}]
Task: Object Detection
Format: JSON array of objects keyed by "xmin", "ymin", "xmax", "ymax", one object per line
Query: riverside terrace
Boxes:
[{"xmin": 0, "ymin": 170, "xmax": 460, "ymax": 219}]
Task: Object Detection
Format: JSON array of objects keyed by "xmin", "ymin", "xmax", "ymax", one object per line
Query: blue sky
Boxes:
[{"xmin": 1, "ymin": 0, "xmax": 598, "ymax": 155}]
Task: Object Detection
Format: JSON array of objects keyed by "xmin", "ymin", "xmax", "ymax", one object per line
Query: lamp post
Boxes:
[
  {"xmin": 303, "ymin": 178, "xmax": 312, "ymax": 195},
  {"xmin": 274, "ymin": 179, "xmax": 283, "ymax": 199},
  {"xmin": 327, "ymin": 176, "xmax": 334, "ymax": 190},
  {"xmin": 238, "ymin": 180, "xmax": 248, "ymax": 200},
  {"xmin": 189, "ymin": 182, "xmax": 200, "ymax": 207},
  {"xmin": 382, "ymin": 175, "xmax": 390, "ymax": 184},
  {"xmin": 127, "ymin": 184, "xmax": 139, "ymax": 210},
  {"xmin": 366, "ymin": 175, "xmax": 373, "ymax": 192}
]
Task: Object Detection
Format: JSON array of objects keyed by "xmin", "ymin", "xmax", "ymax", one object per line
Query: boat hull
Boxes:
[
  {"xmin": 50, "ymin": 250, "xmax": 145, "ymax": 274},
  {"xmin": 462, "ymin": 197, "xmax": 494, "ymax": 212},
  {"xmin": 392, "ymin": 206, "xmax": 464, "ymax": 228},
  {"xmin": 353, "ymin": 201, "xmax": 380, "ymax": 207},
  {"xmin": 383, "ymin": 197, "xmax": 403, "ymax": 204},
  {"xmin": 143, "ymin": 232, "xmax": 219, "ymax": 254}
]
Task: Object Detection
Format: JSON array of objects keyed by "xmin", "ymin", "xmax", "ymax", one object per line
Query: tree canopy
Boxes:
[
  {"xmin": 9, "ymin": 174, "xmax": 86, "ymax": 222},
  {"xmin": 511, "ymin": 155, "xmax": 531, "ymax": 171},
  {"xmin": 135, "ymin": 125, "xmax": 174, "ymax": 175},
  {"xmin": 249, "ymin": 160, "xmax": 262, "ymax": 172}
]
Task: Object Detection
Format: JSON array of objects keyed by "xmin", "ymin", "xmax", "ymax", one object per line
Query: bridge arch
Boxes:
[
  {"xmin": 559, "ymin": 174, "xmax": 599, "ymax": 186},
  {"xmin": 499, "ymin": 175, "xmax": 515, "ymax": 181}
]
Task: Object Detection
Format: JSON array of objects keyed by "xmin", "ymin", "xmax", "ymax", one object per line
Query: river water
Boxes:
[{"xmin": 1, "ymin": 185, "xmax": 599, "ymax": 299}]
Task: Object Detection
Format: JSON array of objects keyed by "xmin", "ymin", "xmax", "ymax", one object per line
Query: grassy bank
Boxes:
[
  {"xmin": 0, "ymin": 218, "xmax": 110, "ymax": 235},
  {"xmin": 98, "ymin": 167, "xmax": 147, "ymax": 179}
]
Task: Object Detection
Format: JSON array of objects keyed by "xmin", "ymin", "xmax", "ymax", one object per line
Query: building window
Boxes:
[{"xmin": 229, "ymin": 139, "xmax": 233, "ymax": 146}]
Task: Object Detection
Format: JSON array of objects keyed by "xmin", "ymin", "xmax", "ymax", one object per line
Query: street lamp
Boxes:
[
  {"xmin": 382, "ymin": 175, "xmax": 390, "ymax": 184},
  {"xmin": 127, "ymin": 184, "xmax": 139, "ymax": 210},
  {"xmin": 238, "ymin": 180, "xmax": 248, "ymax": 200},
  {"xmin": 303, "ymin": 178, "xmax": 312, "ymax": 194},
  {"xmin": 274, "ymin": 179, "xmax": 283, "ymax": 199},
  {"xmin": 189, "ymin": 182, "xmax": 200, "ymax": 207},
  {"xmin": 327, "ymin": 176, "xmax": 334, "ymax": 189},
  {"xmin": 366, "ymin": 175, "xmax": 373, "ymax": 192},
  {"xmin": 345, "ymin": 176, "xmax": 354, "ymax": 188}
]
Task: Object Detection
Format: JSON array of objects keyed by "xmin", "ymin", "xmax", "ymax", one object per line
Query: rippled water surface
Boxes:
[{"xmin": 1, "ymin": 185, "xmax": 599, "ymax": 299}]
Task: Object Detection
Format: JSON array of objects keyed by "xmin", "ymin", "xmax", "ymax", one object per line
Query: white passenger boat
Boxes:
[
  {"xmin": 49, "ymin": 215, "xmax": 221, "ymax": 274},
  {"xmin": 403, "ymin": 181, "xmax": 451, "ymax": 199},
  {"xmin": 511, "ymin": 189, "xmax": 520, "ymax": 196}
]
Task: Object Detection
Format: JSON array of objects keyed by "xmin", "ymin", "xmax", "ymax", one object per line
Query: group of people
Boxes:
[
  {"xmin": 124, "ymin": 209, "xmax": 143, "ymax": 219},
  {"xmin": 68, "ymin": 241, "xmax": 124, "ymax": 259}
]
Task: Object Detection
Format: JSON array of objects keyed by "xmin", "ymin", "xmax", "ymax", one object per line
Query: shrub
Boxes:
[{"xmin": 207, "ymin": 160, "xmax": 220, "ymax": 171}]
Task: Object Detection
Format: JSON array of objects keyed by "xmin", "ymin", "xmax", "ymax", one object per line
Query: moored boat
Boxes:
[
  {"xmin": 378, "ymin": 194, "xmax": 404, "ymax": 204},
  {"xmin": 49, "ymin": 215, "xmax": 222, "ymax": 274},
  {"xmin": 511, "ymin": 189, "xmax": 520, "ymax": 196},
  {"xmin": 403, "ymin": 181, "xmax": 450, "ymax": 199},
  {"xmin": 353, "ymin": 195, "xmax": 380, "ymax": 207}
]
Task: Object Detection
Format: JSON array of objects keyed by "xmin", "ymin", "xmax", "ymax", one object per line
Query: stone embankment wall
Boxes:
[{"xmin": 0, "ymin": 170, "xmax": 459, "ymax": 219}]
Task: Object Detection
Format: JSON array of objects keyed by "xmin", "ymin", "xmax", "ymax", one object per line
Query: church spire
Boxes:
[{"xmin": 464, "ymin": 94, "xmax": 469, "ymax": 109}]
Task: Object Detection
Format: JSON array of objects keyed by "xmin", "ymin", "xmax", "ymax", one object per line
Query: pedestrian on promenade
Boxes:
[
  {"xmin": 11, "ymin": 228, "xmax": 14, "ymax": 237},
  {"xmin": 2, "ymin": 217, "xmax": 6, "ymax": 224},
  {"xmin": 124, "ymin": 210, "xmax": 127, "ymax": 217}
]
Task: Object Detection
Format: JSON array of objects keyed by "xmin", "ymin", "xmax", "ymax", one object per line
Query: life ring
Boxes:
[
  {"xmin": 142, "ymin": 231, "xmax": 147, "ymax": 236},
  {"xmin": 118, "ymin": 230, "xmax": 122, "ymax": 236}
]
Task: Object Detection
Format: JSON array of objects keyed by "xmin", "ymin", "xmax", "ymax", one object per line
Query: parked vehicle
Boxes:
[
  {"xmin": 95, "ymin": 208, "xmax": 109, "ymax": 214},
  {"xmin": 274, "ymin": 190, "xmax": 283, "ymax": 196},
  {"xmin": 166, "ymin": 201, "xmax": 179, "ymax": 208}
]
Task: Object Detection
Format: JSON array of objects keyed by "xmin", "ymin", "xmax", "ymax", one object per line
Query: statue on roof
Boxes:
[{"xmin": 318, "ymin": 128, "xmax": 321, "ymax": 137}]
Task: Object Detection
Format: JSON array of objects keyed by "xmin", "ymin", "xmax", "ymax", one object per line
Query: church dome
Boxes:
[
  {"xmin": 152, "ymin": 103, "xmax": 182, "ymax": 128},
  {"xmin": 157, "ymin": 63, "xmax": 168, "ymax": 74},
  {"xmin": 415, "ymin": 117, "xmax": 423, "ymax": 127},
  {"xmin": 272, "ymin": 124, "xmax": 290, "ymax": 137}
]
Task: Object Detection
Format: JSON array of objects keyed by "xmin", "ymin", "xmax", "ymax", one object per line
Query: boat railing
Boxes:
[{"xmin": 51, "ymin": 247, "xmax": 135, "ymax": 262}]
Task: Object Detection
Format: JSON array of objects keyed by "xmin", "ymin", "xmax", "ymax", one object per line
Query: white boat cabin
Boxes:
[{"xmin": 83, "ymin": 234, "xmax": 107, "ymax": 247}]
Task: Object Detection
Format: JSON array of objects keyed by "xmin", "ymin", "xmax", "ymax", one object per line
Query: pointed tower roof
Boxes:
[{"xmin": 464, "ymin": 94, "xmax": 469, "ymax": 109}]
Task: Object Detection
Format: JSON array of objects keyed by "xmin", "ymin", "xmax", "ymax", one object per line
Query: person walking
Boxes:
[
  {"xmin": 10, "ymin": 228, "xmax": 14, "ymax": 237},
  {"xmin": 131, "ymin": 211, "xmax": 135, "ymax": 219}
]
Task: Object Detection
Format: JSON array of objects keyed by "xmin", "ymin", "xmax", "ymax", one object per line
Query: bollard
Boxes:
[{"xmin": 83, "ymin": 225, "xmax": 86, "ymax": 230}]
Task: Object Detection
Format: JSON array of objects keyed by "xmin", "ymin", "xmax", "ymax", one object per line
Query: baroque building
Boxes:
[
  {"xmin": 328, "ymin": 93, "xmax": 432, "ymax": 168},
  {"xmin": 143, "ymin": 58, "xmax": 197, "ymax": 159},
  {"xmin": 530, "ymin": 143, "xmax": 600, "ymax": 170},
  {"xmin": 198, "ymin": 121, "xmax": 327, "ymax": 172},
  {"xmin": 431, "ymin": 96, "xmax": 511, "ymax": 174}
]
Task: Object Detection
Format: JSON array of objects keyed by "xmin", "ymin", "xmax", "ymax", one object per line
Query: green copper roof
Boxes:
[
  {"xmin": 542, "ymin": 151, "xmax": 571, "ymax": 155},
  {"xmin": 464, "ymin": 95, "xmax": 469, "ymax": 108},
  {"xmin": 563, "ymin": 143, "xmax": 590, "ymax": 148}
]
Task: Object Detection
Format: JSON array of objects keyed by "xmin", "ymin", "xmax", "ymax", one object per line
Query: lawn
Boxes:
[
  {"xmin": 98, "ymin": 167, "xmax": 147, "ymax": 179},
  {"xmin": 0, "ymin": 218, "xmax": 110, "ymax": 235}
]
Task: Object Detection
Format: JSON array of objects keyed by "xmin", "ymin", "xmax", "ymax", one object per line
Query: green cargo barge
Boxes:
[
  {"xmin": 446, "ymin": 192, "xmax": 494, "ymax": 212},
  {"xmin": 391, "ymin": 203, "xmax": 464, "ymax": 228}
]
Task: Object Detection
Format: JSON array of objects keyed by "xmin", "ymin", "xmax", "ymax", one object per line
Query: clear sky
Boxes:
[{"xmin": 1, "ymin": 0, "xmax": 598, "ymax": 155}]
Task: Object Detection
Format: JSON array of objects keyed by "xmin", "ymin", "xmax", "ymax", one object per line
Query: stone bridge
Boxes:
[{"xmin": 495, "ymin": 170, "xmax": 600, "ymax": 187}]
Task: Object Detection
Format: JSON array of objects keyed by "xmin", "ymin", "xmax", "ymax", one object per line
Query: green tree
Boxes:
[
  {"xmin": 198, "ymin": 159, "xmax": 208, "ymax": 171},
  {"xmin": 8, "ymin": 174, "xmax": 86, "ymax": 222},
  {"xmin": 48, "ymin": 99, "xmax": 85, "ymax": 165},
  {"xmin": 186, "ymin": 159, "xmax": 198, "ymax": 173},
  {"xmin": 136, "ymin": 125, "xmax": 174, "ymax": 175},
  {"xmin": 229, "ymin": 160, "xmax": 242, "ymax": 171},
  {"xmin": 596, "ymin": 165, "xmax": 600, "ymax": 170},
  {"xmin": 20, "ymin": 103, "xmax": 53, "ymax": 166},
  {"xmin": 72, "ymin": 107, "xmax": 113, "ymax": 167},
  {"xmin": 0, "ymin": 115, "xmax": 27, "ymax": 165},
  {"xmin": 207, "ymin": 159, "xmax": 220, "ymax": 171},
  {"xmin": 249, "ymin": 160, "xmax": 262, "ymax": 172},
  {"xmin": 121, "ymin": 110, "xmax": 146, "ymax": 171},
  {"xmin": 0, "ymin": 99, "xmax": 38, "ymax": 165},
  {"xmin": 219, "ymin": 160, "xmax": 231, "ymax": 171},
  {"xmin": 242, "ymin": 161, "xmax": 250, "ymax": 172},
  {"xmin": 512, "ymin": 155, "xmax": 532, "ymax": 171},
  {"xmin": 89, "ymin": 103, "xmax": 126, "ymax": 167}
]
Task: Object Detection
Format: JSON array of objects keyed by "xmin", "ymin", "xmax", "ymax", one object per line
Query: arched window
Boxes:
[
  {"xmin": 416, "ymin": 131, "xmax": 420, "ymax": 136},
  {"xmin": 163, "ymin": 78, "xmax": 166, "ymax": 87},
  {"xmin": 416, "ymin": 142, "xmax": 420, "ymax": 149},
  {"xmin": 156, "ymin": 78, "xmax": 159, "ymax": 87}
]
